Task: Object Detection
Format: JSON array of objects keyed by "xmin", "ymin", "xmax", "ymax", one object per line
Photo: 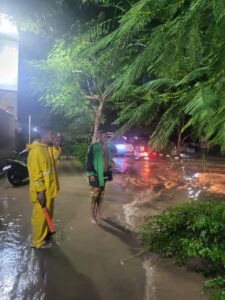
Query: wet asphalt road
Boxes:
[
  {"xmin": 0, "ymin": 161, "xmax": 145, "ymax": 300},
  {"xmin": 0, "ymin": 159, "xmax": 208, "ymax": 300}
]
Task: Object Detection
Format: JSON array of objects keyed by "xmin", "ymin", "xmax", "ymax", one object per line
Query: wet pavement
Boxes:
[
  {"xmin": 0, "ymin": 158, "xmax": 214, "ymax": 299},
  {"xmin": 0, "ymin": 161, "xmax": 145, "ymax": 300}
]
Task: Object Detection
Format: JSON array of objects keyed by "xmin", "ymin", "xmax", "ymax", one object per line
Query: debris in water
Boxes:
[{"xmin": 119, "ymin": 250, "xmax": 145, "ymax": 266}]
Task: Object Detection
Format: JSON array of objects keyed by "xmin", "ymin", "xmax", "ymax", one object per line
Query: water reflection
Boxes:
[
  {"xmin": 139, "ymin": 162, "xmax": 151, "ymax": 181},
  {"xmin": 0, "ymin": 197, "xmax": 45, "ymax": 300},
  {"xmin": 113, "ymin": 157, "xmax": 130, "ymax": 173},
  {"xmin": 187, "ymin": 187, "xmax": 202, "ymax": 200},
  {"xmin": 111, "ymin": 158, "xmax": 225, "ymax": 233},
  {"xmin": 0, "ymin": 195, "xmax": 102, "ymax": 300},
  {"xmin": 115, "ymin": 157, "xmax": 225, "ymax": 199}
]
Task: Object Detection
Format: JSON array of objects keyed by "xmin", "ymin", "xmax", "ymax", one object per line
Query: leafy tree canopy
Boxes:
[{"xmin": 84, "ymin": 0, "xmax": 225, "ymax": 151}]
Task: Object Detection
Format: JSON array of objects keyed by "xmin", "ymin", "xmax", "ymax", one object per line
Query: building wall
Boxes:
[
  {"xmin": 0, "ymin": 15, "xmax": 19, "ymax": 168},
  {"xmin": 0, "ymin": 108, "xmax": 18, "ymax": 167},
  {"xmin": 0, "ymin": 90, "xmax": 17, "ymax": 118}
]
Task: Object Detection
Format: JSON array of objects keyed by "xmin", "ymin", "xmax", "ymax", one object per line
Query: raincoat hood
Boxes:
[{"xmin": 26, "ymin": 141, "xmax": 47, "ymax": 152}]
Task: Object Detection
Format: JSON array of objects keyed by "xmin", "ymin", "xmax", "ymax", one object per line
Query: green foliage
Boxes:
[
  {"xmin": 86, "ymin": 0, "xmax": 225, "ymax": 152},
  {"xmin": 47, "ymin": 113, "xmax": 93, "ymax": 148},
  {"xmin": 205, "ymin": 277, "xmax": 225, "ymax": 300},
  {"xmin": 18, "ymin": 0, "xmax": 225, "ymax": 150},
  {"xmin": 140, "ymin": 201, "xmax": 225, "ymax": 299},
  {"xmin": 26, "ymin": 4, "xmax": 119, "ymax": 138},
  {"xmin": 81, "ymin": 0, "xmax": 112, "ymax": 5},
  {"xmin": 27, "ymin": 33, "xmax": 107, "ymax": 136},
  {"xmin": 64, "ymin": 143, "xmax": 89, "ymax": 166},
  {"xmin": 14, "ymin": 0, "xmax": 118, "ymax": 140}
]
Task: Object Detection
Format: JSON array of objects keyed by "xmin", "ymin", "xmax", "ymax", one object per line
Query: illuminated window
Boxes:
[{"xmin": 0, "ymin": 14, "xmax": 19, "ymax": 91}]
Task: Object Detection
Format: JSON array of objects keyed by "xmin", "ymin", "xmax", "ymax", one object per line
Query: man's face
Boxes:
[
  {"xmin": 54, "ymin": 133, "xmax": 61, "ymax": 146},
  {"xmin": 44, "ymin": 130, "xmax": 54, "ymax": 145},
  {"xmin": 98, "ymin": 132, "xmax": 107, "ymax": 144}
]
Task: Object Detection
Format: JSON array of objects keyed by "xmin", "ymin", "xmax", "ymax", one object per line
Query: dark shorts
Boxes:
[{"xmin": 89, "ymin": 171, "xmax": 112, "ymax": 187}]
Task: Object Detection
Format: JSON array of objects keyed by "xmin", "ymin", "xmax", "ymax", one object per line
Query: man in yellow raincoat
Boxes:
[
  {"xmin": 51, "ymin": 132, "xmax": 62, "ymax": 164},
  {"xmin": 27, "ymin": 127, "xmax": 59, "ymax": 249}
]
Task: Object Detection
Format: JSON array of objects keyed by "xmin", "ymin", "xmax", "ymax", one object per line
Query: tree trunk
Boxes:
[
  {"xmin": 177, "ymin": 133, "xmax": 181, "ymax": 157},
  {"xmin": 200, "ymin": 136, "xmax": 208, "ymax": 172},
  {"xmin": 177, "ymin": 126, "xmax": 182, "ymax": 157},
  {"xmin": 177, "ymin": 119, "xmax": 184, "ymax": 157},
  {"xmin": 92, "ymin": 95, "xmax": 105, "ymax": 142}
]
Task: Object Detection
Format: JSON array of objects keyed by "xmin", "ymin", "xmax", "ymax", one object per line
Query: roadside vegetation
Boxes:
[
  {"xmin": 63, "ymin": 143, "xmax": 89, "ymax": 166},
  {"xmin": 140, "ymin": 201, "xmax": 225, "ymax": 299},
  {"xmin": 8, "ymin": 0, "xmax": 225, "ymax": 151}
]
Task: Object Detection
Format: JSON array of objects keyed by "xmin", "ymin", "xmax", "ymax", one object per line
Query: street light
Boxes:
[
  {"xmin": 0, "ymin": 14, "xmax": 19, "ymax": 38},
  {"xmin": 28, "ymin": 115, "xmax": 31, "ymax": 143}
]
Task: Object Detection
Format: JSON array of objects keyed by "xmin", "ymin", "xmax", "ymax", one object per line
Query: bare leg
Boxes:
[
  {"xmin": 90, "ymin": 199, "xmax": 98, "ymax": 224},
  {"xmin": 90, "ymin": 187, "xmax": 101, "ymax": 224},
  {"xmin": 91, "ymin": 198, "xmax": 97, "ymax": 218},
  {"xmin": 96, "ymin": 189, "xmax": 105, "ymax": 219}
]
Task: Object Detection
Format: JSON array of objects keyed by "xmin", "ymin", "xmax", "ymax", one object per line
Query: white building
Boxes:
[{"xmin": 0, "ymin": 14, "xmax": 19, "ymax": 164}]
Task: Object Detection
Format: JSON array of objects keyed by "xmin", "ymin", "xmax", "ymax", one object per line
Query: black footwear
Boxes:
[{"xmin": 45, "ymin": 231, "xmax": 56, "ymax": 241}]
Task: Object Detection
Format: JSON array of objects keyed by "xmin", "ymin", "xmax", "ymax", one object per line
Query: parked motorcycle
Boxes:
[{"xmin": 2, "ymin": 150, "xmax": 29, "ymax": 186}]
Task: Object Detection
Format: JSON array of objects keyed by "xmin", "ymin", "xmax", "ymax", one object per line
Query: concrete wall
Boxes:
[
  {"xmin": 0, "ymin": 108, "xmax": 17, "ymax": 168},
  {"xmin": 0, "ymin": 90, "xmax": 17, "ymax": 118}
]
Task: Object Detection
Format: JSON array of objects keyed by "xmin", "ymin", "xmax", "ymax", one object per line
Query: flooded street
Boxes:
[
  {"xmin": 112, "ymin": 157, "xmax": 225, "ymax": 230},
  {"xmin": 0, "ymin": 161, "xmax": 145, "ymax": 300},
  {"xmin": 0, "ymin": 157, "xmax": 221, "ymax": 299}
]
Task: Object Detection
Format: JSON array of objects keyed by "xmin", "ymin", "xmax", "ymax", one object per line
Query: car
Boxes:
[
  {"xmin": 114, "ymin": 138, "xmax": 134, "ymax": 156},
  {"xmin": 107, "ymin": 133, "xmax": 134, "ymax": 157},
  {"xmin": 133, "ymin": 144, "xmax": 150, "ymax": 160}
]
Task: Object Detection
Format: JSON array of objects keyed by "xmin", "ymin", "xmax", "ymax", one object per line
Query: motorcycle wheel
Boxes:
[{"xmin": 7, "ymin": 171, "xmax": 22, "ymax": 186}]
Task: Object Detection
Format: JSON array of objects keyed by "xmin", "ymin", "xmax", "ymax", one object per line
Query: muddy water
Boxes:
[
  {"xmin": 0, "ymin": 190, "xmax": 46, "ymax": 300},
  {"xmin": 0, "ymin": 158, "xmax": 221, "ymax": 300},
  {"xmin": 0, "ymin": 163, "xmax": 145, "ymax": 300},
  {"xmin": 104, "ymin": 157, "xmax": 225, "ymax": 300},
  {"xmin": 111, "ymin": 157, "xmax": 225, "ymax": 229}
]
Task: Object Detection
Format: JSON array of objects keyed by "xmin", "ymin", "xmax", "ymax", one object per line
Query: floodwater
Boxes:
[
  {"xmin": 0, "ymin": 162, "xmax": 145, "ymax": 300},
  {"xmin": 0, "ymin": 158, "xmax": 220, "ymax": 299},
  {"xmin": 111, "ymin": 157, "xmax": 225, "ymax": 230}
]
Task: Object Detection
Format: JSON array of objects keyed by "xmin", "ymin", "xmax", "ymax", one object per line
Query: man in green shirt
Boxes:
[{"xmin": 86, "ymin": 131, "xmax": 113, "ymax": 224}]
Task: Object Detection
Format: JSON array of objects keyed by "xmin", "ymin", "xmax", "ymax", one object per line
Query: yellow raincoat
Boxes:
[
  {"xmin": 27, "ymin": 143, "xmax": 59, "ymax": 248},
  {"xmin": 51, "ymin": 146, "xmax": 62, "ymax": 163}
]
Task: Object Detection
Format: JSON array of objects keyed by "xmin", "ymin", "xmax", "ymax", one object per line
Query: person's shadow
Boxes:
[
  {"xmin": 98, "ymin": 218, "xmax": 139, "ymax": 249},
  {"xmin": 31, "ymin": 241, "xmax": 101, "ymax": 300}
]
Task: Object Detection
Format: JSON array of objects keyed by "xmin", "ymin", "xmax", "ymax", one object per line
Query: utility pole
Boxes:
[{"xmin": 28, "ymin": 115, "xmax": 31, "ymax": 143}]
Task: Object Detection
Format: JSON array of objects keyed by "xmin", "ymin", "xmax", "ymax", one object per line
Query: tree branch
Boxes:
[
  {"xmin": 127, "ymin": 43, "xmax": 146, "ymax": 48},
  {"xmin": 86, "ymin": 78, "xmax": 94, "ymax": 96},
  {"xmin": 83, "ymin": 94, "xmax": 100, "ymax": 101}
]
